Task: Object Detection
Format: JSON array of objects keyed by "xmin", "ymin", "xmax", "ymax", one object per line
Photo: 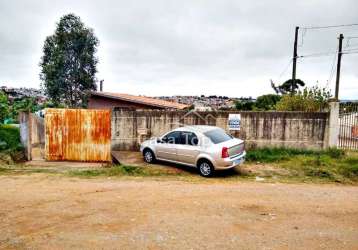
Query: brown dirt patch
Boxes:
[{"xmin": 1, "ymin": 174, "xmax": 357, "ymax": 249}]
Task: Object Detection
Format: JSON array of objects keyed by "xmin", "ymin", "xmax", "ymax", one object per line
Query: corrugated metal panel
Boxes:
[{"xmin": 45, "ymin": 108, "xmax": 111, "ymax": 162}]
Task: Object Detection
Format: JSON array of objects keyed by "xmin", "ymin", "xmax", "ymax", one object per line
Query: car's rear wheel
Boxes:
[
  {"xmin": 198, "ymin": 160, "xmax": 214, "ymax": 177},
  {"xmin": 143, "ymin": 149, "xmax": 155, "ymax": 163}
]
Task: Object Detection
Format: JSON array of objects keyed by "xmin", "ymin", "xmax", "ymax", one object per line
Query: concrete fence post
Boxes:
[
  {"xmin": 19, "ymin": 112, "xmax": 32, "ymax": 160},
  {"xmin": 327, "ymin": 102, "xmax": 340, "ymax": 148}
]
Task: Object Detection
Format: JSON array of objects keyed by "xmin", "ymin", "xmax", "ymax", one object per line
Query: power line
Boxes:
[
  {"xmin": 298, "ymin": 28, "xmax": 307, "ymax": 47},
  {"xmin": 345, "ymin": 36, "xmax": 358, "ymax": 47},
  {"xmin": 343, "ymin": 48, "xmax": 358, "ymax": 52},
  {"xmin": 302, "ymin": 23, "xmax": 358, "ymax": 30},
  {"xmin": 343, "ymin": 51, "xmax": 358, "ymax": 55},
  {"xmin": 298, "ymin": 51, "xmax": 337, "ymax": 58},
  {"xmin": 326, "ymin": 46, "xmax": 338, "ymax": 89},
  {"xmin": 276, "ymin": 59, "xmax": 292, "ymax": 81}
]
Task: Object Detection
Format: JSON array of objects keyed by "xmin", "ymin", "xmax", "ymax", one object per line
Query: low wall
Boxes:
[
  {"xmin": 112, "ymin": 110, "xmax": 329, "ymax": 151},
  {"xmin": 19, "ymin": 112, "xmax": 45, "ymax": 160},
  {"xmin": 19, "ymin": 112, "xmax": 31, "ymax": 160}
]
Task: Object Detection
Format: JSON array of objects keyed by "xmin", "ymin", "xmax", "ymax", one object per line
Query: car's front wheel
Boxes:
[
  {"xmin": 198, "ymin": 160, "xmax": 214, "ymax": 177},
  {"xmin": 143, "ymin": 149, "xmax": 156, "ymax": 163}
]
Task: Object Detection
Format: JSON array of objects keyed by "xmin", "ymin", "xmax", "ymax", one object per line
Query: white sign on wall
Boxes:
[{"xmin": 228, "ymin": 114, "xmax": 241, "ymax": 131}]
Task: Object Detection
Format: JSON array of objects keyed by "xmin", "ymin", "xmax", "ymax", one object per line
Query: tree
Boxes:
[
  {"xmin": 234, "ymin": 94, "xmax": 281, "ymax": 111},
  {"xmin": 0, "ymin": 91, "xmax": 9, "ymax": 123},
  {"xmin": 276, "ymin": 86, "xmax": 331, "ymax": 112},
  {"xmin": 271, "ymin": 79, "xmax": 305, "ymax": 95},
  {"xmin": 9, "ymin": 97, "xmax": 39, "ymax": 120},
  {"xmin": 40, "ymin": 14, "xmax": 99, "ymax": 107},
  {"xmin": 235, "ymin": 99, "xmax": 255, "ymax": 111},
  {"xmin": 255, "ymin": 94, "xmax": 281, "ymax": 110}
]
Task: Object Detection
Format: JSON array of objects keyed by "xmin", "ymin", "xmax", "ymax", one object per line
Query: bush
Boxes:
[
  {"xmin": 0, "ymin": 91, "xmax": 9, "ymax": 123},
  {"xmin": 235, "ymin": 99, "xmax": 255, "ymax": 111},
  {"xmin": 255, "ymin": 94, "xmax": 281, "ymax": 110},
  {"xmin": 235, "ymin": 95, "xmax": 281, "ymax": 111},
  {"xmin": 0, "ymin": 125, "xmax": 23, "ymax": 151},
  {"xmin": 276, "ymin": 86, "xmax": 331, "ymax": 112}
]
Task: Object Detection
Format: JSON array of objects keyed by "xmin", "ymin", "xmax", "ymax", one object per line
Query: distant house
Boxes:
[
  {"xmin": 339, "ymin": 112, "xmax": 358, "ymax": 139},
  {"xmin": 88, "ymin": 91, "xmax": 189, "ymax": 110},
  {"xmin": 193, "ymin": 101, "xmax": 213, "ymax": 111}
]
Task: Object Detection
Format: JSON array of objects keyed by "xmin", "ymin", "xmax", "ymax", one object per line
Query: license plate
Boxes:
[{"xmin": 234, "ymin": 158, "xmax": 242, "ymax": 165}]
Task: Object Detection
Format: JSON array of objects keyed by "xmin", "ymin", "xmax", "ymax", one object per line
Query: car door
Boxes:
[
  {"xmin": 176, "ymin": 131, "xmax": 200, "ymax": 165},
  {"xmin": 155, "ymin": 131, "xmax": 181, "ymax": 161}
]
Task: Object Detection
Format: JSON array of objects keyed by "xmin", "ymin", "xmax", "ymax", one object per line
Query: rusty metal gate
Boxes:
[
  {"xmin": 45, "ymin": 108, "xmax": 111, "ymax": 162},
  {"xmin": 339, "ymin": 102, "xmax": 358, "ymax": 150}
]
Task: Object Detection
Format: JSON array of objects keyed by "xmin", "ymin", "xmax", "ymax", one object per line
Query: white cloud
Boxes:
[{"xmin": 0, "ymin": 0, "xmax": 357, "ymax": 99}]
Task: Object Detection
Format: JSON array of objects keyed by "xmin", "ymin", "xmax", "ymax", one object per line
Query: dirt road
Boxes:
[{"xmin": 1, "ymin": 174, "xmax": 357, "ymax": 249}]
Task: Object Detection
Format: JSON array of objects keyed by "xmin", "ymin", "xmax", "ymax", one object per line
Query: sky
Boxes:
[{"xmin": 0, "ymin": 0, "xmax": 357, "ymax": 99}]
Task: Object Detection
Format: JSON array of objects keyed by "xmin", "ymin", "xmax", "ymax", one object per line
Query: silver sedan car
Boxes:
[{"xmin": 140, "ymin": 125, "xmax": 246, "ymax": 177}]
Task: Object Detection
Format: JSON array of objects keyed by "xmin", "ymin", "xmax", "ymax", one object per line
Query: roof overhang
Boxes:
[{"xmin": 90, "ymin": 91, "xmax": 187, "ymax": 109}]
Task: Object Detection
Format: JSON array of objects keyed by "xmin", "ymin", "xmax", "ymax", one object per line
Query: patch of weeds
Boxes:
[
  {"xmin": 246, "ymin": 147, "xmax": 346, "ymax": 164},
  {"xmin": 304, "ymin": 154, "xmax": 332, "ymax": 167},
  {"xmin": 313, "ymin": 154, "xmax": 323, "ymax": 167},
  {"xmin": 0, "ymin": 165, "xmax": 59, "ymax": 175},
  {"xmin": 246, "ymin": 147, "xmax": 317, "ymax": 163},
  {"xmin": 303, "ymin": 167, "xmax": 335, "ymax": 180},
  {"xmin": 339, "ymin": 162, "xmax": 358, "ymax": 179},
  {"xmin": 343, "ymin": 156, "xmax": 358, "ymax": 166},
  {"xmin": 0, "ymin": 167, "xmax": 9, "ymax": 173},
  {"xmin": 68, "ymin": 165, "xmax": 183, "ymax": 178},
  {"xmin": 118, "ymin": 165, "xmax": 146, "ymax": 175},
  {"xmin": 250, "ymin": 148, "xmax": 358, "ymax": 184},
  {"xmin": 325, "ymin": 147, "xmax": 345, "ymax": 159}
]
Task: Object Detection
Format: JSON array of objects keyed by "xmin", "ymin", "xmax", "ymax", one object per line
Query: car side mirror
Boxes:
[{"xmin": 157, "ymin": 138, "xmax": 163, "ymax": 143}]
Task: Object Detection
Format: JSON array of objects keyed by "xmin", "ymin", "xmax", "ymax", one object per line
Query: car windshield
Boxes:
[{"xmin": 204, "ymin": 129, "xmax": 233, "ymax": 144}]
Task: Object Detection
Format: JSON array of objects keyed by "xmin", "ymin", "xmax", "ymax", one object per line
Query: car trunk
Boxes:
[
  {"xmin": 217, "ymin": 138, "xmax": 244, "ymax": 158},
  {"xmin": 228, "ymin": 143, "xmax": 245, "ymax": 157}
]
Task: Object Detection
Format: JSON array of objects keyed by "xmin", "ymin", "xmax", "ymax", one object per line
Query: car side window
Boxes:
[
  {"xmin": 181, "ymin": 132, "xmax": 199, "ymax": 146},
  {"xmin": 162, "ymin": 131, "xmax": 181, "ymax": 144}
]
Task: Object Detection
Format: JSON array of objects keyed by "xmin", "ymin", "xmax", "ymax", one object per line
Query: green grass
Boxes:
[
  {"xmin": 0, "ymin": 167, "xmax": 8, "ymax": 173},
  {"xmin": 246, "ymin": 147, "xmax": 345, "ymax": 163},
  {"xmin": 246, "ymin": 147, "xmax": 358, "ymax": 184},
  {"xmin": 0, "ymin": 165, "xmax": 59, "ymax": 175},
  {"xmin": 68, "ymin": 165, "xmax": 187, "ymax": 178},
  {"xmin": 0, "ymin": 146, "xmax": 357, "ymax": 184}
]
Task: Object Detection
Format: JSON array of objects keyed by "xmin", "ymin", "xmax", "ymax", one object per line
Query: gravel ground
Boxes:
[{"xmin": 0, "ymin": 174, "xmax": 358, "ymax": 250}]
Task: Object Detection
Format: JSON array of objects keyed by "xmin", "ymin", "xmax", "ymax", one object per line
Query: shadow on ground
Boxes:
[{"xmin": 113, "ymin": 150, "xmax": 245, "ymax": 178}]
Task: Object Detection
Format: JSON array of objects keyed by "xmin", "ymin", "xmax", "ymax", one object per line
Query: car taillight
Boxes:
[
  {"xmin": 240, "ymin": 143, "xmax": 245, "ymax": 153},
  {"xmin": 222, "ymin": 147, "xmax": 229, "ymax": 158}
]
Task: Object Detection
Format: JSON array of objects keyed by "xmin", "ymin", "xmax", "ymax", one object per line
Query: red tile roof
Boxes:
[{"xmin": 91, "ymin": 91, "xmax": 189, "ymax": 110}]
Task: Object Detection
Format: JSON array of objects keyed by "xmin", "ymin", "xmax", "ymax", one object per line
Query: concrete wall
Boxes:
[
  {"xmin": 19, "ymin": 112, "xmax": 31, "ymax": 160},
  {"xmin": 19, "ymin": 112, "xmax": 45, "ymax": 160},
  {"xmin": 112, "ymin": 110, "xmax": 329, "ymax": 151},
  {"xmin": 30, "ymin": 114, "xmax": 45, "ymax": 160}
]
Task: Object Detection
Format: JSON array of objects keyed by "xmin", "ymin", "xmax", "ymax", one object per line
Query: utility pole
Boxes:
[
  {"xmin": 291, "ymin": 26, "xmax": 299, "ymax": 94},
  {"xmin": 100, "ymin": 80, "xmax": 104, "ymax": 92},
  {"xmin": 335, "ymin": 34, "xmax": 344, "ymax": 100}
]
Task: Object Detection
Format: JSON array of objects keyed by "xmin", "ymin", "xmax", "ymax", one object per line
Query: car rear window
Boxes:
[{"xmin": 204, "ymin": 129, "xmax": 233, "ymax": 144}]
